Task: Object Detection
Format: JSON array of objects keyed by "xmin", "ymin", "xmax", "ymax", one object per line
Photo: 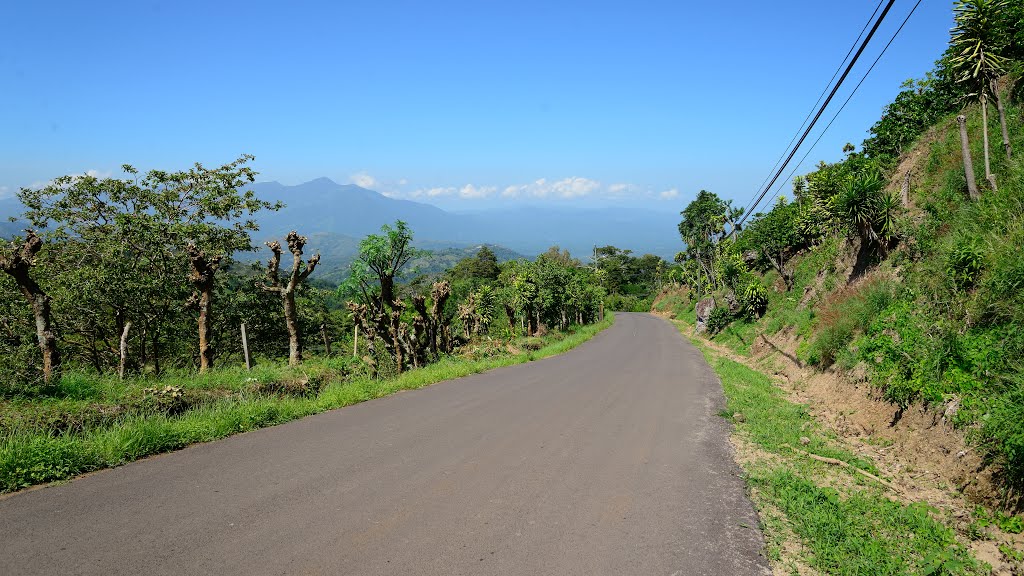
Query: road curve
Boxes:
[{"xmin": 0, "ymin": 313, "xmax": 768, "ymax": 575}]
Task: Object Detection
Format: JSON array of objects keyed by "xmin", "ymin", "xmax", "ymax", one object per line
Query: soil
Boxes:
[{"xmin": 651, "ymin": 291, "xmax": 1024, "ymax": 574}]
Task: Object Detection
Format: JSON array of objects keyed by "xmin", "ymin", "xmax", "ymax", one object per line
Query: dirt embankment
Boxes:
[{"xmin": 653, "ymin": 301, "xmax": 1024, "ymax": 573}]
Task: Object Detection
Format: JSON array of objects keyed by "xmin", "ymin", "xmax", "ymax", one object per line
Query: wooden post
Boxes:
[
  {"xmin": 353, "ymin": 324, "xmax": 359, "ymax": 358},
  {"xmin": 599, "ymin": 301, "xmax": 604, "ymax": 322},
  {"xmin": 241, "ymin": 322, "xmax": 252, "ymax": 371},
  {"xmin": 118, "ymin": 321, "xmax": 132, "ymax": 380}
]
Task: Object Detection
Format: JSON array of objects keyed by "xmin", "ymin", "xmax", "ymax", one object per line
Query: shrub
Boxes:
[
  {"xmin": 740, "ymin": 280, "xmax": 769, "ymax": 319},
  {"xmin": 807, "ymin": 277, "xmax": 895, "ymax": 367},
  {"xmin": 706, "ymin": 306, "xmax": 732, "ymax": 334},
  {"xmin": 946, "ymin": 240, "xmax": 985, "ymax": 290}
]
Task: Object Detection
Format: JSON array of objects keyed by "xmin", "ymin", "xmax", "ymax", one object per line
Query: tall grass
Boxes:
[{"xmin": 0, "ymin": 315, "xmax": 614, "ymax": 493}]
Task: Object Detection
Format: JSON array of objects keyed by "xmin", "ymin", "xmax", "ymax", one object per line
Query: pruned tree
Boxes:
[
  {"xmin": 187, "ymin": 244, "xmax": 221, "ymax": 372},
  {"xmin": 0, "ymin": 231, "xmax": 60, "ymax": 383},
  {"xmin": 262, "ymin": 231, "xmax": 320, "ymax": 365}
]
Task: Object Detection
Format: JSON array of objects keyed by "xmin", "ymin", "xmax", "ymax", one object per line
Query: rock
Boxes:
[
  {"xmin": 943, "ymin": 396, "xmax": 961, "ymax": 421},
  {"xmin": 724, "ymin": 291, "xmax": 740, "ymax": 314},
  {"xmin": 957, "ymin": 449, "xmax": 968, "ymax": 459},
  {"xmin": 695, "ymin": 297, "xmax": 716, "ymax": 334},
  {"xmin": 799, "ymin": 436, "xmax": 811, "ymax": 446},
  {"xmin": 733, "ymin": 412, "xmax": 746, "ymax": 423}
]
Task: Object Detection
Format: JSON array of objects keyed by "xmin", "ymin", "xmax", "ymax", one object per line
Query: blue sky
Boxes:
[{"xmin": 1, "ymin": 0, "xmax": 955, "ymax": 213}]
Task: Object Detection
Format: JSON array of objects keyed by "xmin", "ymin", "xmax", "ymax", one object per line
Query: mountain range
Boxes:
[
  {"xmin": 246, "ymin": 178, "xmax": 681, "ymax": 256},
  {"xmin": 0, "ymin": 178, "xmax": 683, "ymax": 280}
]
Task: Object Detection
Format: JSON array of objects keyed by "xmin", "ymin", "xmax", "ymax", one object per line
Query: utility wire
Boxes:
[
  {"xmin": 758, "ymin": 0, "xmax": 924, "ymax": 211},
  {"xmin": 738, "ymin": 0, "xmax": 897, "ymax": 227},
  {"xmin": 742, "ymin": 0, "xmax": 887, "ymax": 218}
]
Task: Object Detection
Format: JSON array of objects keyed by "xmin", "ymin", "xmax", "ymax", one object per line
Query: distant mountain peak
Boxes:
[{"xmin": 303, "ymin": 176, "xmax": 339, "ymax": 186}]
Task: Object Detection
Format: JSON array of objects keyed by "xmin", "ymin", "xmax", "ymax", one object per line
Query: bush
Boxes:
[
  {"xmin": 946, "ymin": 240, "xmax": 985, "ymax": 290},
  {"xmin": 740, "ymin": 281, "xmax": 769, "ymax": 319},
  {"xmin": 706, "ymin": 306, "xmax": 732, "ymax": 334},
  {"xmin": 806, "ymin": 278, "xmax": 895, "ymax": 367},
  {"xmin": 975, "ymin": 384, "xmax": 1024, "ymax": 494}
]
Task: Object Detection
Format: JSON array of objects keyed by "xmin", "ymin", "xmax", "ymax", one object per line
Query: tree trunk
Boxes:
[
  {"xmin": 118, "ymin": 322, "xmax": 132, "ymax": 380},
  {"xmin": 505, "ymin": 303, "xmax": 516, "ymax": 334},
  {"xmin": 152, "ymin": 327, "xmax": 161, "ymax": 375},
  {"xmin": 30, "ymin": 291, "xmax": 60, "ymax": 383},
  {"xmin": 957, "ymin": 115, "xmax": 981, "ymax": 200},
  {"xmin": 900, "ymin": 171, "xmax": 911, "ymax": 207},
  {"xmin": 283, "ymin": 289, "xmax": 302, "ymax": 366},
  {"xmin": 197, "ymin": 285, "xmax": 214, "ymax": 372},
  {"xmin": 981, "ymin": 94, "xmax": 997, "ymax": 191},
  {"xmin": 187, "ymin": 245, "xmax": 220, "ymax": 373},
  {"xmin": 992, "ymin": 78, "xmax": 1012, "ymax": 160},
  {"xmin": 1, "ymin": 232, "xmax": 60, "ymax": 383},
  {"xmin": 321, "ymin": 323, "xmax": 331, "ymax": 357}
]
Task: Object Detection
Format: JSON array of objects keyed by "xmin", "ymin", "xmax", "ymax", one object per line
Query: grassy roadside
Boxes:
[
  {"xmin": 683, "ymin": 326, "xmax": 985, "ymax": 575},
  {"xmin": 0, "ymin": 314, "xmax": 614, "ymax": 494}
]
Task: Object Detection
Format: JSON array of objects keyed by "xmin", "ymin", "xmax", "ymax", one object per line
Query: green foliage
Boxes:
[
  {"xmin": 805, "ymin": 279, "xmax": 896, "ymax": 368},
  {"xmin": 946, "ymin": 239, "xmax": 986, "ymax": 289},
  {"xmin": 694, "ymin": 345, "xmax": 984, "ymax": 576},
  {"xmin": 706, "ymin": 306, "xmax": 731, "ymax": 335},
  {"xmin": 0, "ymin": 315, "xmax": 615, "ymax": 493},
  {"xmin": 740, "ymin": 280, "xmax": 768, "ymax": 319}
]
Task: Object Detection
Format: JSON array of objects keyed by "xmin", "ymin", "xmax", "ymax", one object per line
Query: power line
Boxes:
[
  {"xmin": 742, "ymin": 0, "xmax": 887, "ymax": 217},
  {"xmin": 738, "ymin": 0, "xmax": 897, "ymax": 227},
  {"xmin": 758, "ymin": 0, "xmax": 924, "ymax": 212}
]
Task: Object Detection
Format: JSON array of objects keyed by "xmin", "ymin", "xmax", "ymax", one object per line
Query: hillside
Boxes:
[{"xmin": 655, "ymin": 73, "xmax": 1024, "ymax": 498}]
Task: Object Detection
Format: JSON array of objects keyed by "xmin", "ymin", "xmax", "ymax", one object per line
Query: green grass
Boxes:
[
  {"xmin": 686, "ymin": 332, "xmax": 985, "ymax": 575},
  {"xmin": 0, "ymin": 315, "xmax": 614, "ymax": 493}
]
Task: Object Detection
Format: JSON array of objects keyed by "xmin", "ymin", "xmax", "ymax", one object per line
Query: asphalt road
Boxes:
[{"xmin": 0, "ymin": 313, "xmax": 768, "ymax": 575}]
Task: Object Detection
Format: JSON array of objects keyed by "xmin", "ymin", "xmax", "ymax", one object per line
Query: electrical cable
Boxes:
[
  {"xmin": 756, "ymin": 0, "xmax": 924, "ymax": 212},
  {"xmin": 742, "ymin": 0, "xmax": 887, "ymax": 217},
  {"xmin": 737, "ymin": 0, "xmax": 898, "ymax": 227}
]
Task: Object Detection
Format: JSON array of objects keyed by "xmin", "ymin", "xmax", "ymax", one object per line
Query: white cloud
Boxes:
[
  {"xmin": 350, "ymin": 172, "xmax": 378, "ymax": 189},
  {"xmin": 0, "ymin": 185, "xmax": 9, "ymax": 199},
  {"xmin": 26, "ymin": 168, "xmax": 112, "ymax": 191},
  {"xmin": 501, "ymin": 177, "xmax": 602, "ymax": 199},
  {"xmin": 659, "ymin": 188, "xmax": 680, "ymax": 200},
  {"xmin": 459, "ymin": 184, "xmax": 496, "ymax": 199}
]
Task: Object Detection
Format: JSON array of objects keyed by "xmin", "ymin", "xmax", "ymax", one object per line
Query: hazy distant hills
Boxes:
[
  {"xmin": 0, "ymin": 178, "xmax": 683, "ymax": 276},
  {"xmin": 248, "ymin": 178, "xmax": 681, "ymax": 260}
]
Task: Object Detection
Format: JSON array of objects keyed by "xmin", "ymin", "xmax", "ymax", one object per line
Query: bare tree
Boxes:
[
  {"xmin": 262, "ymin": 231, "xmax": 320, "ymax": 365},
  {"xmin": 0, "ymin": 231, "xmax": 60, "ymax": 382}
]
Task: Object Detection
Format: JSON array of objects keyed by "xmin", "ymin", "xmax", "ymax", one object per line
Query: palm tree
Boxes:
[{"xmin": 950, "ymin": 0, "xmax": 1011, "ymax": 189}]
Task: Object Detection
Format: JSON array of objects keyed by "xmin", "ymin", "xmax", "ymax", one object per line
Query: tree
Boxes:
[
  {"xmin": 19, "ymin": 155, "xmax": 278, "ymax": 373},
  {"xmin": 678, "ymin": 190, "xmax": 728, "ymax": 295},
  {"xmin": 950, "ymin": 0, "xmax": 1011, "ymax": 187},
  {"xmin": 262, "ymin": 232, "xmax": 321, "ymax": 365},
  {"xmin": 0, "ymin": 231, "xmax": 60, "ymax": 382},
  {"xmin": 742, "ymin": 199, "xmax": 800, "ymax": 290}
]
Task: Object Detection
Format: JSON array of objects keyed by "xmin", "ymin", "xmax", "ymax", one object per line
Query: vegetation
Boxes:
[
  {"xmin": 0, "ymin": 155, "xmax": 622, "ymax": 491},
  {"xmin": 655, "ymin": 7, "xmax": 1024, "ymax": 553},
  {"xmin": 691, "ymin": 339, "xmax": 984, "ymax": 574},
  {"xmin": 0, "ymin": 315, "xmax": 613, "ymax": 492}
]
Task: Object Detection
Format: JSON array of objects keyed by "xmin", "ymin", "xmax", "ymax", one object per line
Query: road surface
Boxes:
[{"xmin": 0, "ymin": 313, "xmax": 768, "ymax": 575}]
